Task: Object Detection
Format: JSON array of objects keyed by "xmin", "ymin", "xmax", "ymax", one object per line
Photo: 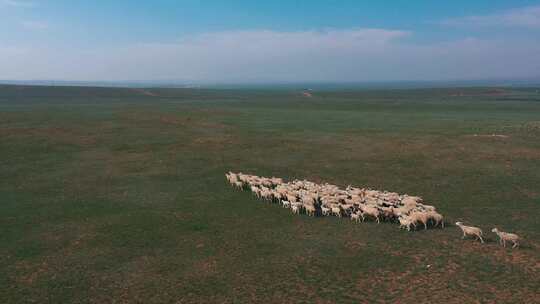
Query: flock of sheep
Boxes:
[{"xmin": 225, "ymin": 172, "xmax": 521, "ymax": 248}]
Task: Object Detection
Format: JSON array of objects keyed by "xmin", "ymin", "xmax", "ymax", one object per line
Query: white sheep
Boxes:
[
  {"xmin": 250, "ymin": 186, "xmax": 260, "ymax": 197},
  {"xmin": 304, "ymin": 204, "xmax": 316, "ymax": 216},
  {"xmin": 321, "ymin": 206, "xmax": 331, "ymax": 216},
  {"xmin": 401, "ymin": 196, "xmax": 422, "ymax": 208},
  {"xmin": 359, "ymin": 205, "xmax": 380, "ymax": 223},
  {"xmin": 233, "ymin": 181, "xmax": 243, "ymax": 190},
  {"xmin": 409, "ymin": 211, "xmax": 429, "ymax": 230},
  {"xmin": 331, "ymin": 206, "xmax": 341, "ymax": 217},
  {"xmin": 398, "ymin": 216, "xmax": 416, "ymax": 231},
  {"xmin": 286, "ymin": 194, "xmax": 297, "ymax": 203},
  {"xmin": 427, "ymin": 211, "xmax": 444, "ymax": 228},
  {"xmin": 350, "ymin": 212, "xmax": 363, "ymax": 223},
  {"xmin": 259, "ymin": 189, "xmax": 272, "ymax": 201},
  {"xmin": 456, "ymin": 222, "xmax": 484, "ymax": 243},
  {"xmin": 301, "ymin": 194, "xmax": 317, "ymax": 206},
  {"xmin": 227, "ymin": 172, "xmax": 447, "ymax": 232},
  {"xmin": 380, "ymin": 206, "xmax": 396, "ymax": 221},
  {"xmin": 492, "ymin": 228, "xmax": 520, "ymax": 248}
]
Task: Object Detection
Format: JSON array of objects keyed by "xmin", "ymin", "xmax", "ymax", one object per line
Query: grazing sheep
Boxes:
[
  {"xmin": 350, "ymin": 212, "xmax": 363, "ymax": 223},
  {"xmin": 331, "ymin": 206, "xmax": 342, "ymax": 217},
  {"xmin": 340, "ymin": 204, "xmax": 354, "ymax": 216},
  {"xmin": 259, "ymin": 189, "xmax": 273, "ymax": 201},
  {"xmin": 226, "ymin": 172, "xmax": 238, "ymax": 184},
  {"xmin": 402, "ymin": 195, "xmax": 422, "ymax": 207},
  {"xmin": 271, "ymin": 177, "xmax": 283, "ymax": 185},
  {"xmin": 408, "ymin": 211, "xmax": 429, "ymax": 230},
  {"xmin": 422, "ymin": 205, "xmax": 436, "ymax": 212},
  {"xmin": 286, "ymin": 194, "xmax": 297, "ymax": 203},
  {"xmin": 492, "ymin": 228, "xmax": 520, "ymax": 248},
  {"xmin": 359, "ymin": 205, "xmax": 380, "ymax": 223},
  {"xmin": 380, "ymin": 206, "xmax": 396, "ymax": 221},
  {"xmin": 398, "ymin": 216, "xmax": 416, "ymax": 231},
  {"xmin": 304, "ymin": 204, "xmax": 316, "ymax": 216},
  {"xmin": 250, "ymin": 186, "xmax": 260, "ymax": 197},
  {"xmin": 456, "ymin": 222, "xmax": 484, "ymax": 243},
  {"xmin": 301, "ymin": 195, "xmax": 317, "ymax": 206},
  {"xmin": 226, "ymin": 172, "xmax": 446, "ymax": 232},
  {"xmin": 321, "ymin": 206, "xmax": 331, "ymax": 216},
  {"xmin": 233, "ymin": 181, "xmax": 244, "ymax": 190},
  {"xmin": 365, "ymin": 190, "xmax": 380, "ymax": 197},
  {"xmin": 427, "ymin": 211, "xmax": 444, "ymax": 228}
]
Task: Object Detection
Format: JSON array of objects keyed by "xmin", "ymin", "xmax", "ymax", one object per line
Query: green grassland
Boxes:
[{"xmin": 1, "ymin": 85, "xmax": 539, "ymax": 303}]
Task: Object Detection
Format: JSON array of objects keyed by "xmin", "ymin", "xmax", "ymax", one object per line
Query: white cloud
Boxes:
[
  {"xmin": 0, "ymin": 0, "xmax": 34, "ymax": 8},
  {"xmin": 0, "ymin": 28, "xmax": 539, "ymax": 82},
  {"xmin": 441, "ymin": 5, "xmax": 540, "ymax": 28}
]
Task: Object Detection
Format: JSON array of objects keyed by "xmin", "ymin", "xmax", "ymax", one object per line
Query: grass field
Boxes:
[{"xmin": 1, "ymin": 85, "xmax": 539, "ymax": 303}]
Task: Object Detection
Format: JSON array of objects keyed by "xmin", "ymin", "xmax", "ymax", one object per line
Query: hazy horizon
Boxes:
[{"xmin": 2, "ymin": 1, "xmax": 540, "ymax": 83}]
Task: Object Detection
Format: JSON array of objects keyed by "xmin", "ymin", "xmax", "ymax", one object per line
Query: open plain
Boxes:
[{"xmin": 1, "ymin": 85, "xmax": 539, "ymax": 303}]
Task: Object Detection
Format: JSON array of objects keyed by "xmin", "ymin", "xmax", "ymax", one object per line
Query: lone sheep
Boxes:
[
  {"xmin": 456, "ymin": 222, "xmax": 484, "ymax": 243},
  {"xmin": 492, "ymin": 228, "xmax": 520, "ymax": 248}
]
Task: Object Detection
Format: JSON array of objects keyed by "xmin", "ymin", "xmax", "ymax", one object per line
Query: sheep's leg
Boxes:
[
  {"xmin": 462, "ymin": 232, "xmax": 466, "ymax": 239},
  {"xmin": 512, "ymin": 241, "xmax": 518, "ymax": 249},
  {"xmin": 376, "ymin": 217, "xmax": 380, "ymax": 224},
  {"xmin": 424, "ymin": 221, "xmax": 427, "ymax": 230},
  {"xmin": 478, "ymin": 235, "xmax": 485, "ymax": 243}
]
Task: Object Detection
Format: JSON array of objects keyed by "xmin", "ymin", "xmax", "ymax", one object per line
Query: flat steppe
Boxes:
[{"xmin": 1, "ymin": 85, "xmax": 539, "ymax": 303}]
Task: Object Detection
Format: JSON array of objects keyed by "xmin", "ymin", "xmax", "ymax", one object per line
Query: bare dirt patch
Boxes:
[{"xmin": 466, "ymin": 134, "xmax": 510, "ymax": 139}]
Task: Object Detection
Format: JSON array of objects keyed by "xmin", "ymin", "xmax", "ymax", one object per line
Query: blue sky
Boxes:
[{"xmin": 1, "ymin": 0, "xmax": 540, "ymax": 82}]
